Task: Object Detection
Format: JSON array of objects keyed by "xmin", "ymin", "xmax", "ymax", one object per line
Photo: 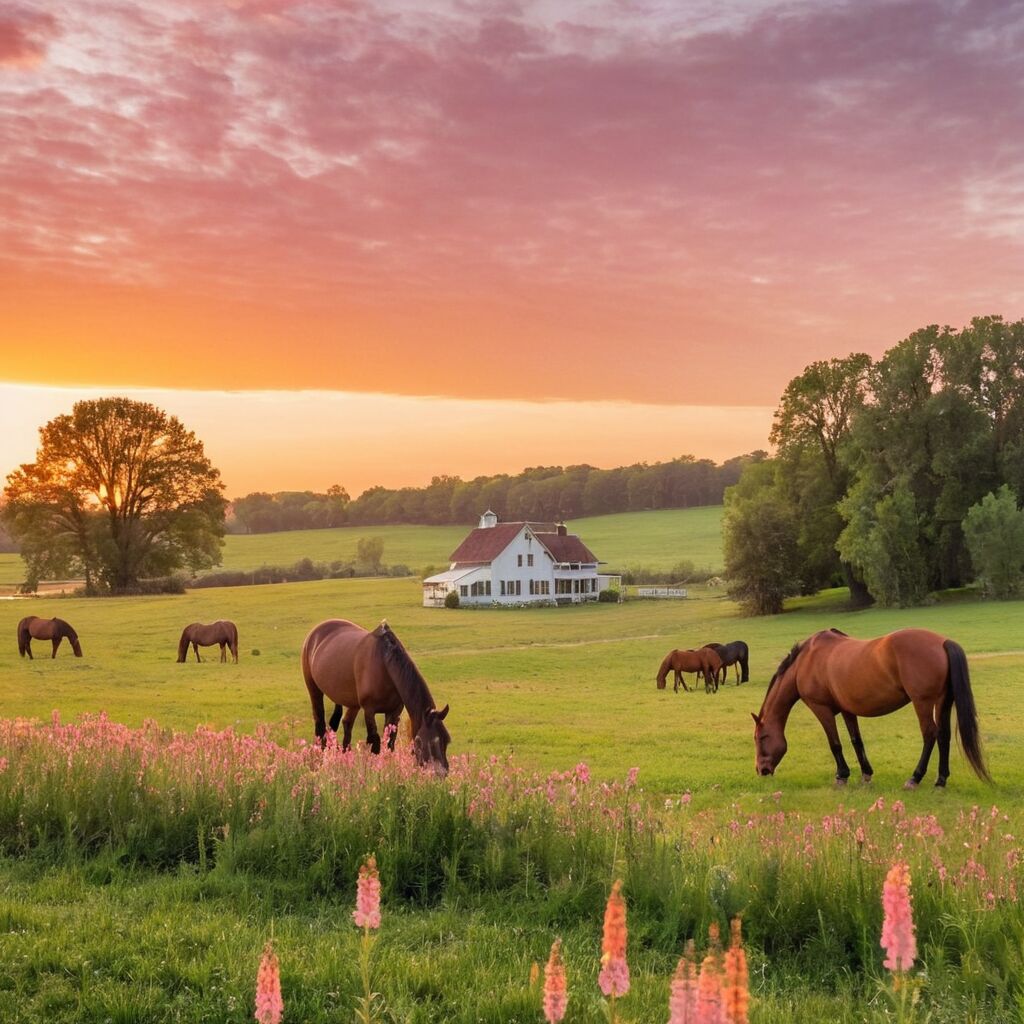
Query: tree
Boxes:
[
  {"xmin": 963, "ymin": 486, "xmax": 1024, "ymax": 598},
  {"xmin": 3, "ymin": 397, "xmax": 225, "ymax": 593},
  {"xmin": 723, "ymin": 463, "xmax": 802, "ymax": 615},
  {"xmin": 770, "ymin": 353, "xmax": 873, "ymax": 602},
  {"xmin": 356, "ymin": 536, "xmax": 385, "ymax": 573},
  {"xmin": 837, "ymin": 476, "xmax": 927, "ymax": 608}
]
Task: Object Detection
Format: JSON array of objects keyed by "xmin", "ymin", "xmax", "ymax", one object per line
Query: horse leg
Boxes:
[
  {"xmin": 935, "ymin": 694, "xmax": 954, "ymax": 787},
  {"xmin": 340, "ymin": 705, "xmax": 359, "ymax": 751},
  {"xmin": 384, "ymin": 710, "xmax": 401, "ymax": 750},
  {"xmin": 328, "ymin": 703, "xmax": 344, "ymax": 734},
  {"xmin": 51, "ymin": 637, "xmax": 60, "ymax": 659},
  {"xmin": 220, "ymin": 642, "xmax": 227, "ymax": 663},
  {"xmin": 906, "ymin": 702, "xmax": 940, "ymax": 789},
  {"xmin": 840, "ymin": 711, "xmax": 874, "ymax": 782},
  {"xmin": 364, "ymin": 709, "xmax": 381, "ymax": 754},
  {"xmin": 805, "ymin": 700, "xmax": 852, "ymax": 784},
  {"xmin": 193, "ymin": 642, "xmax": 201, "ymax": 663}
]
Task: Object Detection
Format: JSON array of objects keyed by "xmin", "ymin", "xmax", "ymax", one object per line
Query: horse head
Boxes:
[
  {"xmin": 751, "ymin": 712, "xmax": 787, "ymax": 776},
  {"xmin": 58, "ymin": 620, "xmax": 83, "ymax": 657},
  {"xmin": 414, "ymin": 704, "xmax": 451, "ymax": 777}
]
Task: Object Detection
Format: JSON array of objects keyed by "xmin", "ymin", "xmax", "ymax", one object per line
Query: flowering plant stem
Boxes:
[{"xmin": 354, "ymin": 928, "xmax": 380, "ymax": 1024}]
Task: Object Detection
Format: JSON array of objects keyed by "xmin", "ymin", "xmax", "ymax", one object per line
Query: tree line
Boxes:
[
  {"xmin": 229, "ymin": 454, "xmax": 764, "ymax": 533},
  {"xmin": 725, "ymin": 316, "xmax": 1024, "ymax": 613}
]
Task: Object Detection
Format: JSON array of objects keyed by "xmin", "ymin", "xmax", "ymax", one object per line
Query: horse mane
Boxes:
[
  {"xmin": 55, "ymin": 618, "xmax": 78, "ymax": 641},
  {"xmin": 766, "ymin": 641, "xmax": 803, "ymax": 694},
  {"xmin": 376, "ymin": 622, "xmax": 436, "ymax": 723}
]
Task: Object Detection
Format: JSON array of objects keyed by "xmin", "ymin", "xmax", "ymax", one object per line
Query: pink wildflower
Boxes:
[
  {"xmin": 668, "ymin": 940, "xmax": 698, "ymax": 1024},
  {"xmin": 881, "ymin": 861, "xmax": 917, "ymax": 972},
  {"xmin": 543, "ymin": 939, "xmax": 568, "ymax": 1023},
  {"xmin": 695, "ymin": 951, "xmax": 722, "ymax": 1023},
  {"xmin": 353, "ymin": 855, "xmax": 382, "ymax": 930},
  {"xmin": 598, "ymin": 879, "xmax": 630, "ymax": 997},
  {"xmin": 254, "ymin": 942, "xmax": 283, "ymax": 1024}
]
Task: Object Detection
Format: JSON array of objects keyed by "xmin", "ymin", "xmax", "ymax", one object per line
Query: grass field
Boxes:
[
  {"xmin": 1, "ymin": 578, "xmax": 1021, "ymax": 1022},
  {"xmin": 0, "ymin": 507, "xmax": 726, "ymax": 587}
]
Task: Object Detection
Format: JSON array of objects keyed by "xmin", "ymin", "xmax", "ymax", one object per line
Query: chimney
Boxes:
[
  {"xmin": 479, "ymin": 510, "xmax": 498, "ymax": 529},
  {"xmin": 556, "ymin": 522, "xmax": 567, "ymax": 536}
]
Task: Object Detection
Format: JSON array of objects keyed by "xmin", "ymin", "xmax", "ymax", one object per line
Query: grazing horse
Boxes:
[
  {"xmin": 752, "ymin": 628, "xmax": 990, "ymax": 789},
  {"xmin": 17, "ymin": 616, "xmax": 82, "ymax": 659},
  {"xmin": 301, "ymin": 618, "xmax": 451, "ymax": 775},
  {"xmin": 656, "ymin": 647, "xmax": 723, "ymax": 694},
  {"xmin": 177, "ymin": 621, "xmax": 239, "ymax": 663},
  {"xmin": 703, "ymin": 640, "xmax": 750, "ymax": 685}
]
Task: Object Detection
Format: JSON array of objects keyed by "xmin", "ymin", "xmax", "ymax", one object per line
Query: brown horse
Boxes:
[
  {"xmin": 656, "ymin": 647, "xmax": 723, "ymax": 693},
  {"xmin": 17, "ymin": 616, "xmax": 82, "ymax": 659},
  {"xmin": 753, "ymin": 628, "xmax": 989, "ymax": 789},
  {"xmin": 301, "ymin": 618, "xmax": 451, "ymax": 774},
  {"xmin": 177, "ymin": 621, "xmax": 239, "ymax": 663}
]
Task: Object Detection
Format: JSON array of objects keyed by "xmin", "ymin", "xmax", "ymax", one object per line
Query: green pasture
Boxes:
[
  {"xmin": 2, "ymin": 579, "xmax": 1023, "ymax": 1023},
  {"xmin": 0, "ymin": 506, "xmax": 726, "ymax": 587},
  {"xmin": 218, "ymin": 506, "xmax": 725, "ymax": 575},
  {"xmin": 1, "ymin": 576, "xmax": 1021, "ymax": 798}
]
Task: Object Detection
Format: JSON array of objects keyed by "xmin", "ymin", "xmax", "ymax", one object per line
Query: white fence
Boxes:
[{"xmin": 635, "ymin": 586, "xmax": 688, "ymax": 599}]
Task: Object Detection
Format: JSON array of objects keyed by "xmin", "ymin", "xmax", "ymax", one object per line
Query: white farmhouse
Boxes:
[{"xmin": 423, "ymin": 511, "xmax": 621, "ymax": 607}]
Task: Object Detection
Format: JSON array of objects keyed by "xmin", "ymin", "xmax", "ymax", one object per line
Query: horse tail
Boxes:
[
  {"xmin": 301, "ymin": 630, "xmax": 328, "ymax": 744},
  {"xmin": 176, "ymin": 627, "xmax": 191, "ymax": 663},
  {"xmin": 740, "ymin": 642, "xmax": 750, "ymax": 683},
  {"xmin": 945, "ymin": 639, "xmax": 990, "ymax": 783},
  {"xmin": 228, "ymin": 621, "xmax": 239, "ymax": 661},
  {"xmin": 17, "ymin": 621, "xmax": 29, "ymax": 657}
]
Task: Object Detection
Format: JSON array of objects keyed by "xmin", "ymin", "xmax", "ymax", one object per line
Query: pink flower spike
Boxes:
[
  {"xmin": 543, "ymin": 939, "xmax": 568, "ymax": 1023},
  {"xmin": 881, "ymin": 861, "xmax": 917, "ymax": 972},
  {"xmin": 254, "ymin": 942, "xmax": 283, "ymax": 1024},
  {"xmin": 353, "ymin": 855, "xmax": 382, "ymax": 930}
]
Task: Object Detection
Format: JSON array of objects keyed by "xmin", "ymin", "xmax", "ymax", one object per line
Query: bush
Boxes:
[
  {"xmin": 444, "ymin": 590, "xmax": 460, "ymax": 609},
  {"xmin": 963, "ymin": 485, "xmax": 1024, "ymax": 598},
  {"xmin": 598, "ymin": 588, "xmax": 620, "ymax": 603}
]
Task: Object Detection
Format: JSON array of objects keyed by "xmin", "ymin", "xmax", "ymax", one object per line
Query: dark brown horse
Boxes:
[
  {"xmin": 703, "ymin": 640, "xmax": 750, "ymax": 685},
  {"xmin": 301, "ymin": 618, "xmax": 451, "ymax": 774},
  {"xmin": 656, "ymin": 647, "xmax": 723, "ymax": 693},
  {"xmin": 177, "ymin": 621, "xmax": 239, "ymax": 663},
  {"xmin": 753, "ymin": 628, "xmax": 989, "ymax": 789},
  {"xmin": 17, "ymin": 616, "xmax": 82, "ymax": 659}
]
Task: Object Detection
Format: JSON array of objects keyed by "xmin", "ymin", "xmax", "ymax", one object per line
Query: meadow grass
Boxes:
[
  {"xmin": 214, "ymin": 506, "xmax": 725, "ymax": 576},
  {"xmin": 0, "ymin": 506, "xmax": 725, "ymax": 586},
  {"xmin": 0, "ymin": 578, "xmax": 1022, "ymax": 1021}
]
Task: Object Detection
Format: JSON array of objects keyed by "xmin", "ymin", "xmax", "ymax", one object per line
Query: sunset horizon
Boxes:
[{"xmin": 3, "ymin": 1, "xmax": 1023, "ymax": 493}]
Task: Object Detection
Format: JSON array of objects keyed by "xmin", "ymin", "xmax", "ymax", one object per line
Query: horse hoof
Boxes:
[
  {"xmin": 934, "ymin": 777, "xmax": 947, "ymax": 788},
  {"xmin": 860, "ymin": 774, "xmax": 873, "ymax": 784},
  {"xmin": 903, "ymin": 779, "xmax": 919, "ymax": 790},
  {"xmin": 834, "ymin": 777, "xmax": 848, "ymax": 787}
]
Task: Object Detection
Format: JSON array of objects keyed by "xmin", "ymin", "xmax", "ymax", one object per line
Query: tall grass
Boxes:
[{"xmin": 0, "ymin": 714, "xmax": 1020, "ymax": 1020}]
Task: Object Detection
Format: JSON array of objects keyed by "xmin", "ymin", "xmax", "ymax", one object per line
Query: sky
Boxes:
[{"xmin": 2, "ymin": 0, "xmax": 1023, "ymax": 496}]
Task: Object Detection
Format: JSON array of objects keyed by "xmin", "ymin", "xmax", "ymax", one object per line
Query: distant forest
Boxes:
[{"xmin": 228, "ymin": 453, "xmax": 766, "ymax": 533}]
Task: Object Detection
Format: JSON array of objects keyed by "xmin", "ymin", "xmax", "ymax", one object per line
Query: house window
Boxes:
[
  {"xmin": 517, "ymin": 554, "xmax": 523, "ymax": 567},
  {"xmin": 527, "ymin": 553, "xmax": 534, "ymax": 567},
  {"xmin": 500, "ymin": 581, "xmax": 506, "ymax": 596},
  {"xmin": 556, "ymin": 579, "xmax": 571, "ymax": 595},
  {"xmin": 460, "ymin": 585, "xmax": 468, "ymax": 597},
  {"xmin": 486, "ymin": 581, "xmax": 492, "ymax": 596}
]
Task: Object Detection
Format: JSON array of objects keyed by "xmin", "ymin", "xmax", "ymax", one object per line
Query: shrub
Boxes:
[
  {"xmin": 963, "ymin": 486, "xmax": 1024, "ymax": 598},
  {"xmin": 444, "ymin": 590, "xmax": 460, "ymax": 609},
  {"xmin": 598, "ymin": 588, "xmax": 620, "ymax": 603}
]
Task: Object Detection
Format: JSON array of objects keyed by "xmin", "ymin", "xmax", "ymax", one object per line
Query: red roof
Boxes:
[
  {"xmin": 449, "ymin": 522, "xmax": 600, "ymax": 565},
  {"xmin": 536, "ymin": 533, "xmax": 600, "ymax": 564},
  {"xmin": 449, "ymin": 523, "xmax": 526, "ymax": 563}
]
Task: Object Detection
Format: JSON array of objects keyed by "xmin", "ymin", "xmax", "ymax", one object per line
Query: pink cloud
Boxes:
[
  {"xmin": 1, "ymin": 0, "xmax": 1023, "ymax": 402},
  {"xmin": 0, "ymin": 10, "xmax": 58, "ymax": 68}
]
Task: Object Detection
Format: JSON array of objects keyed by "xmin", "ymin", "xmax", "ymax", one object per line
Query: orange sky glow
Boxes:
[{"xmin": 2, "ymin": 1, "xmax": 1023, "ymax": 495}]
